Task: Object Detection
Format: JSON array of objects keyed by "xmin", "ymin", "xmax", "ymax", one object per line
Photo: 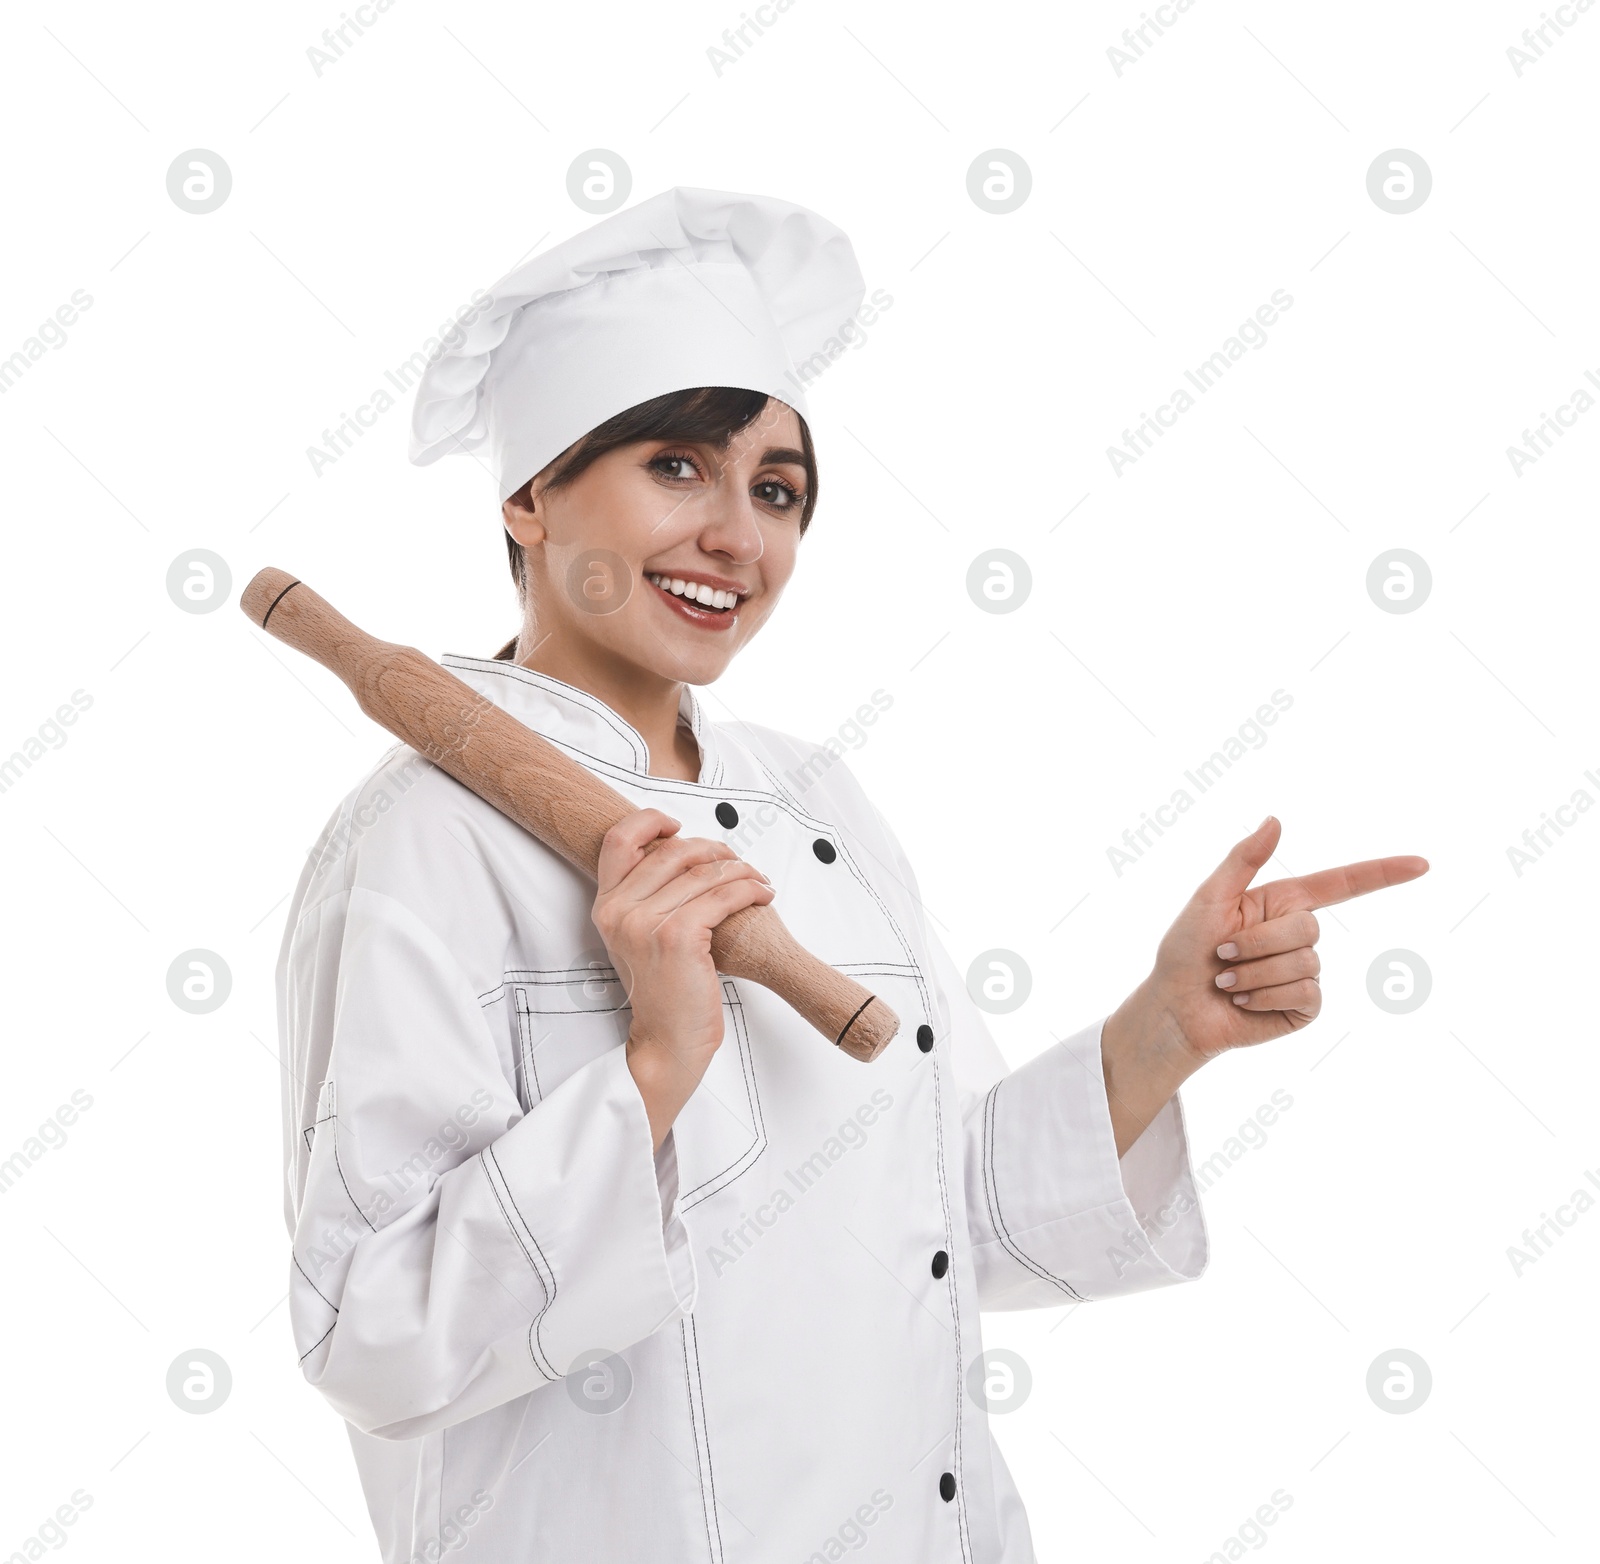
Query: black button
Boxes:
[
  {"xmin": 931, "ymin": 1250, "xmax": 949, "ymax": 1279},
  {"xmin": 939, "ymin": 1472, "xmax": 956, "ymax": 1503},
  {"xmin": 812, "ymin": 838, "xmax": 837, "ymax": 863},
  {"xmin": 715, "ymin": 802, "xmax": 739, "ymax": 829},
  {"xmin": 916, "ymin": 1024, "xmax": 934, "ymax": 1052}
]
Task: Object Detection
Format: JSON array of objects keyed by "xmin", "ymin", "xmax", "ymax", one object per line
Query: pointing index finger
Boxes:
[{"xmin": 1262, "ymin": 855, "xmax": 1429, "ymax": 916}]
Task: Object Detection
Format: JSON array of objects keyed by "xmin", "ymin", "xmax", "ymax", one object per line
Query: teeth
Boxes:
[{"xmin": 648, "ymin": 573, "xmax": 739, "ymax": 611}]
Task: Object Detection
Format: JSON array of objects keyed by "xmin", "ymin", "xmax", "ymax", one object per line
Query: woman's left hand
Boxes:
[{"xmin": 1101, "ymin": 816, "xmax": 1429, "ymax": 1153}]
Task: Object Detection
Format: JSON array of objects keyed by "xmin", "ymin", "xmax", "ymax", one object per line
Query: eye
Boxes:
[
  {"xmin": 648, "ymin": 450, "xmax": 705, "ymax": 483},
  {"xmin": 755, "ymin": 476, "xmax": 804, "ymax": 511}
]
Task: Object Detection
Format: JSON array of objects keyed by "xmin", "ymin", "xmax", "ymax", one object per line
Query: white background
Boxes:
[{"xmin": 1, "ymin": 0, "xmax": 1595, "ymax": 1559}]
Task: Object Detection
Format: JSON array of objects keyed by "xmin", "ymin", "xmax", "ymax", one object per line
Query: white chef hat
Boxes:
[{"xmin": 408, "ymin": 186, "xmax": 867, "ymax": 502}]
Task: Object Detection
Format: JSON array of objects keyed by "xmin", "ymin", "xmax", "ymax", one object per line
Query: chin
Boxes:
[
  {"xmin": 605, "ymin": 626, "xmax": 733, "ymax": 685},
  {"xmin": 659, "ymin": 642, "xmax": 739, "ymax": 684}
]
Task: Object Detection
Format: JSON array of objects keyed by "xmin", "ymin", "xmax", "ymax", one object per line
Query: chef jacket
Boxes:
[{"xmin": 276, "ymin": 652, "xmax": 1210, "ymax": 1564}]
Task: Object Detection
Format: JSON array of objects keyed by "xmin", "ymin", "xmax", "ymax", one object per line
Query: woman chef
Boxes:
[{"xmin": 276, "ymin": 187, "xmax": 1427, "ymax": 1564}]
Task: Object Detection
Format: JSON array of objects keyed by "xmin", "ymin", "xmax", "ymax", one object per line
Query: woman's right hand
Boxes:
[{"xmin": 592, "ymin": 809, "xmax": 775, "ymax": 1150}]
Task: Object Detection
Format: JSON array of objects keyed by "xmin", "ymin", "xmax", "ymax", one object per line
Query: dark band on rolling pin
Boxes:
[
  {"xmin": 260, "ymin": 578, "xmax": 303, "ymax": 629},
  {"xmin": 835, "ymin": 995, "xmax": 875, "ymax": 1049}
]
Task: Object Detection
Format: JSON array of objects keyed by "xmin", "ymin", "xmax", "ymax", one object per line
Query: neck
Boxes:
[{"xmin": 514, "ymin": 634, "xmax": 702, "ymax": 782}]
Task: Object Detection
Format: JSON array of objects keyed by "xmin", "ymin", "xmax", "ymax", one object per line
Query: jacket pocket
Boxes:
[
  {"xmin": 508, "ymin": 959, "xmax": 630, "ymax": 1110},
  {"xmin": 505, "ymin": 967, "xmax": 767, "ymax": 1207},
  {"xmin": 303, "ymin": 1076, "xmax": 336, "ymax": 1156},
  {"xmin": 671, "ymin": 980, "xmax": 767, "ymax": 1212}
]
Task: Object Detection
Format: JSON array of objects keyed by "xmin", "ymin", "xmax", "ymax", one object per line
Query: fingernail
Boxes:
[
  {"xmin": 1232, "ymin": 993, "xmax": 1251, "ymax": 1005},
  {"xmin": 1258, "ymin": 815, "xmax": 1274, "ymax": 830},
  {"xmin": 1215, "ymin": 971, "xmax": 1237, "ymax": 989},
  {"xmin": 1217, "ymin": 942, "xmax": 1239, "ymax": 960}
]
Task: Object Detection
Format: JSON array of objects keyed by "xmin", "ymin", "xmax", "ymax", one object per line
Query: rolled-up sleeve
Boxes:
[
  {"xmin": 926, "ymin": 929, "xmax": 1210, "ymax": 1309},
  {"xmin": 283, "ymin": 884, "xmax": 696, "ymax": 1441}
]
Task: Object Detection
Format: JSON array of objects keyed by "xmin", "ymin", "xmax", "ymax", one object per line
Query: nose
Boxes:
[{"xmin": 696, "ymin": 474, "xmax": 765, "ymax": 564}]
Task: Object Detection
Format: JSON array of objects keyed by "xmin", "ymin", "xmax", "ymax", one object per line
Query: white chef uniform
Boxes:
[
  {"xmin": 277, "ymin": 183, "xmax": 1209, "ymax": 1563},
  {"xmin": 277, "ymin": 659, "xmax": 1209, "ymax": 1563}
]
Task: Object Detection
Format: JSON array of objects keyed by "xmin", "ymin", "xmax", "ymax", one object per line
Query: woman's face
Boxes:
[{"xmin": 503, "ymin": 398, "xmax": 809, "ymax": 687}]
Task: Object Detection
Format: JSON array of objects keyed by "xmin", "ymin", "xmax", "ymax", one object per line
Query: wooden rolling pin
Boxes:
[{"xmin": 240, "ymin": 568, "xmax": 898, "ymax": 1063}]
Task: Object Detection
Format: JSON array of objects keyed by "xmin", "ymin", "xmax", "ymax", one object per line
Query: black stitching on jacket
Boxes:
[
  {"xmin": 330, "ymin": 1110, "xmax": 377, "ymax": 1233},
  {"xmin": 302, "ymin": 1105, "xmax": 335, "ymax": 1156},
  {"xmin": 480, "ymin": 1147, "xmax": 560, "ymax": 1381},
  {"xmin": 440, "ymin": 654, "xmax": 650, "ymax": 769},
  {"xmin": 484, "ymin": 966, "xmax": 630, "ymax": 1012},
  {"xmin": 748, "ymin": 755, "xmax": 933, "ymax": 1021},
  {"xmin": 677, "ymin": 983, "xmax": 767, "ymax": 1208},
  {"xmin": 680, "ymin": 1322, "xmax": 721, "ymax": 1563},
  {"xmin": 298, "ymin": 1319, "xmax": 336, "ymax": 1362},
  {"xmin": 981, "ymin": 1081, "xmax": 1085, "ymax": 1302},
  {"xmin": 683, "ymin": 1316, "xmax": 726, "ymax": 1564},
  {"xmin": 514, "ymin": 988, "xmax": 544, "ymax": 1106},
  {"xmin": 929, "ymin": 1048, "xmax": 975, "ymax": 1564},
  {"xmin": 292, "ymin": 1252, "xmax": 339, "ymax": 1313}
]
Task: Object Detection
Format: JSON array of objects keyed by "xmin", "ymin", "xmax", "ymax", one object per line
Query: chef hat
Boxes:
[{"xmin": 408, "ymin": 186, "xmax": 867, "ymax": 502}]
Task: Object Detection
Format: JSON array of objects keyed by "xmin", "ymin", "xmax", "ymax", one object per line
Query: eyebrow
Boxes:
[{"xmin": 660, "ymin": 436, "xmax": 807, "ymax": 467}]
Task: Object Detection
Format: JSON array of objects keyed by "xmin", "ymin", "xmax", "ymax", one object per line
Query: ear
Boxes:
[{"xmin": 501, "ymin": 485, "xmax": 546, "ymax": 550}]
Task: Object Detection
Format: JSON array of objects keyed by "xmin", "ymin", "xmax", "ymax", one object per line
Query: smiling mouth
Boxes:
[{"xmin": 645, "ymin": 571, "xmax": 744, "ymax": 628}]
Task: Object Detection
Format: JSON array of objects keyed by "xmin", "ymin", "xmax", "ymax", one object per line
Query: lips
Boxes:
[
  {"xmin": 646, "ymin": 569, "xmax": 745, "ymax": 630},
  {"xmin": 646, "ymin": 570, "xmax": 747, "ymax": 607}
]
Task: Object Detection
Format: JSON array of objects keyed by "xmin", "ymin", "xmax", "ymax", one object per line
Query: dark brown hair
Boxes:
[{"xmin": 493, "ymin": 385, "xmax": 817, "ymax": 660}]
